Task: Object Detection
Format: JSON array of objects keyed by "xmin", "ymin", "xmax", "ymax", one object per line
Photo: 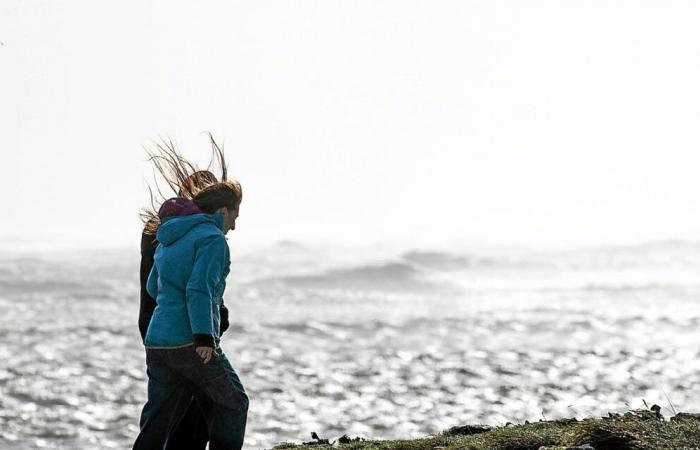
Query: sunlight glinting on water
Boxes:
[{"xmin": 0, "ymin": 241, "xmax": 699, "ymax": 449}]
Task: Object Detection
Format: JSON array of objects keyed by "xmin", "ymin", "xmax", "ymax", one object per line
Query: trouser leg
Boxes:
[
  {"xmin": 189, "ymin": 350, "xmax": 249, "ymax": 450},
  {"xmin": 133, "ymin": 364, "xmax": 189, "ymax": 450},
  {"xmin": 206, "ymin": 395, "xmax": 248, "ymax": 450},
  {"xmin": 164, "ymin": 396, "xmax": 209, "ymax": 450}
]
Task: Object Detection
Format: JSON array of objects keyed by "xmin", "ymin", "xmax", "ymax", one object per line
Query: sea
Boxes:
[{"xmin": 0, "ymin": 240, "xmax": 699, "ymax": 449}]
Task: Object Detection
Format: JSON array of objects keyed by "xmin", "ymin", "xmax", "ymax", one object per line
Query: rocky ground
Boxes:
[{"xmin": 273, "ymin": 409, "xmax": 700, "ymax": 450}]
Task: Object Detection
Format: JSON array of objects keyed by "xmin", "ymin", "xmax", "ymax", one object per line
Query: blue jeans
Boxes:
[{"xmin": 133, "ymin": 345, "xmax": 249, "ymax": 450}]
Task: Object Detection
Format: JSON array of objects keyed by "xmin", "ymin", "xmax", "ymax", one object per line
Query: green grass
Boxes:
[{"xmin": 272, "ymin": 410, "xmax": 700, "ymax": 450}]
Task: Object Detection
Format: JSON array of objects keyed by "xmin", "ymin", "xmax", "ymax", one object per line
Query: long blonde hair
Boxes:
[{"xmin": 141, "ymin": 133, "xmax": 241, "ymax": 234}]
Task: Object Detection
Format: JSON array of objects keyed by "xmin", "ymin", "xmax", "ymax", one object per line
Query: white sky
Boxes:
[{"xmin": 1, "ymin": 1, "xmax": 700, "ymax": 250}]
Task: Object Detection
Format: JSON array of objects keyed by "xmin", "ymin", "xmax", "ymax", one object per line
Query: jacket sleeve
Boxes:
[
  {"xmin": 146, "ymin": 261, "xmax": 159, "ymax": 301},
  {"xmin": 139, "ymin": 232, "xmax": 158, "ymax": 342},
  {"xmin": 219, "ymin": 300, "xmax": 230, "ymax": 335},
  {"xmin": 186, "ymin": 234, "xmax": 228, "ymax": 342}
]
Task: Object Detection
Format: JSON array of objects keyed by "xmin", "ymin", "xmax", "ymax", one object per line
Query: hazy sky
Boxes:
[{"xmin": 2, "ymin": 1, "xmax": 700, "ymax": 250}]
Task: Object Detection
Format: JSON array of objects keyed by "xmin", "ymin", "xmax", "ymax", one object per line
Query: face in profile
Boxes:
[{"xmin": 219, "ymin": 206, "xmax": 240, "ymax": 234}]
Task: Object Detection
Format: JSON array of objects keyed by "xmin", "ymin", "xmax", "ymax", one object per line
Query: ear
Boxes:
[{"xmin": 216, "ymin": 206, "xmax": 228, "ymax": 215}]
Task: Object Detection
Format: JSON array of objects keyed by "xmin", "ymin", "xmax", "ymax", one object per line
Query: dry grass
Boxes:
[{"xmin": 272, "ymin": 409, "xmax": 700, "ymax": 450}]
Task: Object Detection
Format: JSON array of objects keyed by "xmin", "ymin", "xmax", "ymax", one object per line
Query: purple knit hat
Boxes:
[{"xmin": 158, "ymin": 197, "xmax": 202, "ymax": 218}]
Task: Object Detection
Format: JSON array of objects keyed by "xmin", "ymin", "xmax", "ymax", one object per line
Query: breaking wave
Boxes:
[{"xmin": 276, "ymin": 262, "xmax": 440, "ymax": 292}]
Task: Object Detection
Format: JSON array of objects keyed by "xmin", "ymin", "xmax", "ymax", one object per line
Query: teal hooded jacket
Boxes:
[{"xmin": 144, "ymin": 213, "xmax": 230, "ymax": 348}]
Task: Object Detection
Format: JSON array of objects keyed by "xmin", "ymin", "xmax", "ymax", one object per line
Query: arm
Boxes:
[
  {"xmin": 146, "ymin": 261, "xmax": 159, "ymax": 300},
  {"xmin": 186, "ymin": 234, "xmax": 228, "ymax": 348},
  {"xmin": 219, "ymin": 300, "xmax": 230, "ymax": 335},
  {"xmin": 139, "ymin": 232, "xmax": 158, "ymax": 342}
]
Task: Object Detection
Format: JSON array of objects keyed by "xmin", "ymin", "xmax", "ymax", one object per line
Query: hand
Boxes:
[{"xmin": 196, "ymin": 346, "xmax": 215, "ymax": 364}]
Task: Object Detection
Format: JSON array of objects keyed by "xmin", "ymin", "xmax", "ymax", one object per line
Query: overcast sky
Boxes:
[{"xmin": 2, "ymin": 1, "xmax": 699, "ymax": 251}]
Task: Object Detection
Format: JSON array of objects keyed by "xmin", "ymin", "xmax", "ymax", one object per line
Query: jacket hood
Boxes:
[
  {"xmin": 156, "ymin": 213, "xmax": 224, "ymax": 246},
  {"xmin": 158, "ymin": 197, "xmax": 202, "ymax": 218}
]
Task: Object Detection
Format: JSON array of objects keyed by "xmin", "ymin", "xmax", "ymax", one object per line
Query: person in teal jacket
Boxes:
[
  {"xmin": 134, "ymin": 180, "xmax": 248, "ymax": 450},
  {"xmin": 145, "ymin": 210, "xmax": 230, "ymax": 349}
]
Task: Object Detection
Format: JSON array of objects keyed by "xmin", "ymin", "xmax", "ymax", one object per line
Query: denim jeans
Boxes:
[
  {"xmin": 133, "ymin": 345, "xmax": 249, "ymax": 450},
  {"xmin": 163, "ymin": 395, "xmax": 209, "ymax": 450}
]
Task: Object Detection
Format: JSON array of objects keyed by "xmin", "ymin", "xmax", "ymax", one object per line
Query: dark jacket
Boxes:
[{"xmin": 139, "ymin": 228, "xmax": 230, "ymax": 344}]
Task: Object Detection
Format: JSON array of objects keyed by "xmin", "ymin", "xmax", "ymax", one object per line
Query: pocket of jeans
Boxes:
[{"xmin": 204, "ymin": 372, "xmax": 237, "ymax": 404}]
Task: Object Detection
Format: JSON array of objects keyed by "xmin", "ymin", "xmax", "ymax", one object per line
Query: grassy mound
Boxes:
[{"xmin": 272, "ymin": 410, "xmax": 700, "ymax": 450}]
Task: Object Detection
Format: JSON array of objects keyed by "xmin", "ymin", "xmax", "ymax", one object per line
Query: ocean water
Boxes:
[{"xmin": 1, "ymin": 241, "xmax": 699, "ymax": 449}]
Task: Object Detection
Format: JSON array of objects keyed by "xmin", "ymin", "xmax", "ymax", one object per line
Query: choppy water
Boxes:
[{"xmin": 1, "ymin": 241, "xmax": 700, "ymax": 449}]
